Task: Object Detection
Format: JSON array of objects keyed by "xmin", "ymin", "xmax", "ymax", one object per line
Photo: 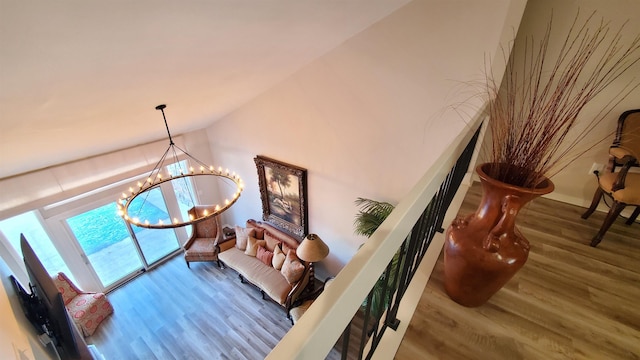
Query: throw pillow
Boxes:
[
  {"xmin": 256, "ymin": 245, "xmax": 274, "ymax": 267},
  {"xmin": 272, "ymin": 245, "xmax": 286, "ymax": 270},
  {"xmin": 281, "ymin": 250, "xmax": 305, "ymax": 284},
  {"xmin": 235, "ymin": 226, "xmax": 255, "ymax": 251},
  {"xmin": 281, "ymin": 241, "xmax": 293, "ymax": 256},
  {"xmin": 245, "ymin": 236, "xmax": 266, "ymax": 257},
  {"xmin": 264, "ymin": 231, "xmax": 280, "ymax": 252}
]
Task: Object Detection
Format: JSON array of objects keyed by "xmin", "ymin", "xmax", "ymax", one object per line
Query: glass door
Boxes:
[
  {"xmin": 66, "ymin": 202, "xmax": 144, "ymax": 287},
  {"xmin": 65, "ymin": 186, "xmax": 181, "ymax": 287},
  {"xmin": 167, "ymin": 161, "xmax": 199, "ymax": 234},
  {"xmin": 126, "ymin": 187, "xmax": 181, "ymax": 264}
]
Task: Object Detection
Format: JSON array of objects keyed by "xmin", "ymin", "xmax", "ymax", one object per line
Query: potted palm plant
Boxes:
[
  {"xmin": 353, "ymin": 197, "xmax": 399, "ymax": 319},
  {"xmin": 444, "ymin": 12, "xmax": 640, "ymax": 307}
]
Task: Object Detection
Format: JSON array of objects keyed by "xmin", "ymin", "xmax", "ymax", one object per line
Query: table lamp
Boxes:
[{"xmin": 296, "ymin": 233, "xmax": 329, "ymax": 289}]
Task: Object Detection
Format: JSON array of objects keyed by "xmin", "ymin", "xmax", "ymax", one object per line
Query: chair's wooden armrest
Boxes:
[{"xmin": 612, "ymin": 156, "xmax": 635, "ymax": 191}]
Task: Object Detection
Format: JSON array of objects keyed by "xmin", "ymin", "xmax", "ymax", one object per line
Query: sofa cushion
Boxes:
[
  {"xmin": 235, "ymin": 226, "xmax": 255, "ymax": 250},
  {"xmin": 272, "ymin": 245, "xmax": 286, "ymax": 270},
  {"xmin": 256, "ymin": 245, "xmax": 274, "ymax": 266},
  {"xmin": 264, "ymin": 231, "xmax": 280, "ymax": 252},
  {"xmin": 219, "ymin": 248, "xmax": 293, "ymax": 305},
  {"xmin": 245, "ymin": 236, "xmax": 266, "ymax": 257},
  {"xmin": 247, "ymin": 219, "xmax": 297, "ymax": 249},
  {"xmin": 253, "ymin": 227, "xmax": 265, "ymax": 239},
  {"xmin": 281, "ymin": 250, "xmax": 305, "ymax": 284}
]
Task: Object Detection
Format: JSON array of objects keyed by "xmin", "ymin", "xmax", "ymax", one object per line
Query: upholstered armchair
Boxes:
[
  {"xmin": 51, "ymin": 272, "xmax": 113, "ymax": 337},
  {"xmin": 183, "ymin": 205, "xmax": 222, "ymax": 268},
  {"xmin": 582, "ymin": 109, "xmax": 640, "ymax": 246}
]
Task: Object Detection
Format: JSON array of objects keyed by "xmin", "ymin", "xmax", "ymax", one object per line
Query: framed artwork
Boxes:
[{"xmin": 254, "ymin": 155, "xmax": 308, "ymax": 239}]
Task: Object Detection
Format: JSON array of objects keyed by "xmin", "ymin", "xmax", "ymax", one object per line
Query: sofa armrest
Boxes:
[
  {"xmin": 217, "ymin": 237, "xmax": 236, "ymax": 252},
  {"xmin": 284, "ymin": 263, "xmax": 311, "ymax": 311}
]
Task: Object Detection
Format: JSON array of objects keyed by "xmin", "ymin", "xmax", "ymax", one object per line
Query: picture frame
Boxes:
[{"xmin": 254, "ymin": 155, "xmax": 308, "ymax": 239}]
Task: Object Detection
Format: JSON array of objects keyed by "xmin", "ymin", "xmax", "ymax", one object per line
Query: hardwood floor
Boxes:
[
  {"xmin": 395, "ymin": 182, "xmax": 640, "ymax": 360},
  {"xmin": 88, "ymin": 257, "xmax": 294, "ymax": 360},
  {"xmin": 87, "ymin": 246, "xmax": 361, "ymax": 360}
]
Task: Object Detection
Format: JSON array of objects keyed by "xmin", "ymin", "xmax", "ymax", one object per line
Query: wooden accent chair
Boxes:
[
  {"xmin": 183, "ymin": 205, "xmax": 222, "ymax": 268},
  {"xmin": 51, "ymin": 272, "xmax": 114, "ymax": 337},
  {"xmin": 582, "ymin": 109, "xmax": 640, "ymax": 247}
]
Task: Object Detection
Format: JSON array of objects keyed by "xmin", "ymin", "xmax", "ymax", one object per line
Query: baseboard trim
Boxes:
[
  {"xmin": 543, "ymin": 192, "xmax": 638, "ymax": 223},
  {"xmin": 472, "ymin": 174, "xmax": 638, "ymax": 224}
]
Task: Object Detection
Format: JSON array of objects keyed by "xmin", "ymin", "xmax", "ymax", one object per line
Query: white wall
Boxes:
[
  {"xmin": 206, "ymin": 0, "xmax": 527, "ymax": 277},
  {"xmin": 0, "ymin": 257, "xmax": 51, "ymax": 360},
  {"xmin": 512, "ymin": 0, "xmax": 640, "ymax": 214}
]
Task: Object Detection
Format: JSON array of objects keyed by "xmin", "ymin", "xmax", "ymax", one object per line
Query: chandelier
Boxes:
[{"xmin": 117, "ymin": 104, "xmax": 243, "ymax": 229}]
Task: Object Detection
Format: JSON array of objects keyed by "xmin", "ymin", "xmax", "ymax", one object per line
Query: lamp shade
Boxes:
[{"xmin": 296, "ymin": 234, "xmax": 329, "ymax": 262}]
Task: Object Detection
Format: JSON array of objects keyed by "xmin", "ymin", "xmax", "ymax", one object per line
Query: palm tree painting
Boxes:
[
  {"xmin": 265, "ymin": 165, "xmax": 300, "ymax": 225},
  {"xmin": 254, "ymin": 156, "xmax": 308, "ymax": 237}
]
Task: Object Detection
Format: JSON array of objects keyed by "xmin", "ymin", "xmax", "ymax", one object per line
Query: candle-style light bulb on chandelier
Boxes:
[{"xmin": 117, "ymin": 104, "xmax": 243, "ymax": 229}]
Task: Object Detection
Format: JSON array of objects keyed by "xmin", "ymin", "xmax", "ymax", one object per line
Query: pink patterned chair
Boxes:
[{"xmin": 52, "ymin": 272, "xmax": 113, "ymax": 337}]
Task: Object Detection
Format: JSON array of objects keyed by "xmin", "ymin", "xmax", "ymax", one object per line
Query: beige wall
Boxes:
[
  {"xmin": 206, "ymin": 0, "xmax": 526, "ymax": 277},
  {"xmin": 513, "ymin": 0, "xmax": 640, "ymax": 213}
]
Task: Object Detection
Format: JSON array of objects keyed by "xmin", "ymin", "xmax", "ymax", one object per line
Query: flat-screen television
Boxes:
[{"xmin": 16, "ymin": 234, "xmax": 92, "ymax": 360}]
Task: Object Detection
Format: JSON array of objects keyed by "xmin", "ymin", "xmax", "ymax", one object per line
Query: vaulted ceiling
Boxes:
[{"xmin": 0, "ymin": 0, "xmax": 410, "ymax": 178}]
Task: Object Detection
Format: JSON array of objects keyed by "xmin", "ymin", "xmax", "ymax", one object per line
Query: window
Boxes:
[{"xmin": 0, "ymin": 211, "xmax": 70, "ymax": 277}]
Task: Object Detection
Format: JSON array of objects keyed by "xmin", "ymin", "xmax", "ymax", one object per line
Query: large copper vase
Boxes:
[{"xmin": 444, "ymin": 163, "xmax": 554, "ymax": 307}]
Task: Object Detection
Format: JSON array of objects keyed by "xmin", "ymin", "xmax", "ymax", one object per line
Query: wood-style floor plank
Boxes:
[
  {"xmin": 395, "ymin": 182, "xmax": 640, "ymax": 360},
  {"xmin": 88, "ymin": 253, "xmax": 353, "ymax": 359},
  {"xmin": 88, "ymin": 256, "xmax": 295, "ymax": 360}
]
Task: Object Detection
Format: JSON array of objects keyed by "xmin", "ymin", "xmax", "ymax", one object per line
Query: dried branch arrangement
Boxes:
[{"xmin": 485, "ymin": 11, "xmax": 640, "ymax": 188}]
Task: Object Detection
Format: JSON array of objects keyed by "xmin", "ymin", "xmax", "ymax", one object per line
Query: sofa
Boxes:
[{"xmin": 217, "ymin": 219, "xmax": 310, "ymax": 312}]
